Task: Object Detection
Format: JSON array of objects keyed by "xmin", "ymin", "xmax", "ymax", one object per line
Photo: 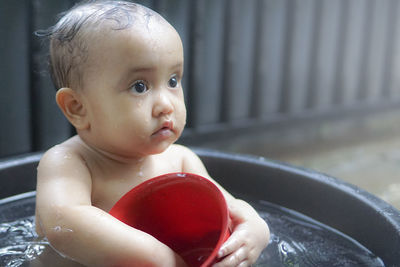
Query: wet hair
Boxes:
[{"xmin": 38, "ymin": 0, "xmax": 157, "ymax": 90}]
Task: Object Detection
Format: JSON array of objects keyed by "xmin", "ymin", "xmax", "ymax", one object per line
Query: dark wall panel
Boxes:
[
  {"xmin": 281, "ymin": 0, "xmax": 316, "ymax": 113},
  {"xmin": 0, "ymin": 1, "xmax": 32, "ymax": 157},
  {"xmin": 255, "ymin": 0, "xmax": 287, "ymax": 117},
  {"xmin": 222, "ymin": 0, "xmax": 258, "ymax": 122},
  {"xmin": 189, "ymin": 0, "xmax": 226, "ymax": 127}
]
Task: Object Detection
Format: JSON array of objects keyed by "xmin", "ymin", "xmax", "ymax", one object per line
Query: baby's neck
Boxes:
[{"xmin": 76, "ymin": 136, "xmax": 149, "ymax": 167}]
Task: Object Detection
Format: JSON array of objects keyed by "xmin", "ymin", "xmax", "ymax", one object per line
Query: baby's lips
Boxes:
[
  {"xmin": 153, "ymin": 120, "xmax": 174, "ymax": 136},
  {"xmin": 161, "ymin": 120, "xmax": 173, "ymax": 130}
]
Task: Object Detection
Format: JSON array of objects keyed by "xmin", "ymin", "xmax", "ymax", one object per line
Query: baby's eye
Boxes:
[
  {"xmin": 168, "ymin": 76, "xmax": 179, "ymax": 88},
  {"xmin": 130, "ymin": 80, "xmax": 148, "ymax": 94}
]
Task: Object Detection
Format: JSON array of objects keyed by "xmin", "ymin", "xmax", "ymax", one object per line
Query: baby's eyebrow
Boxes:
[
  {"xmin": 131, "ymin": 66, "xmax": 154, "ymax": 73},
  {"xmin": 131, "ymin": 62, "xmax": 183, "ymax": 73}
]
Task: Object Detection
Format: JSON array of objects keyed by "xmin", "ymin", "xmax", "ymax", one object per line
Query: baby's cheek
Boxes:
[{"xmin": 174, "ymin": 104, "xmax": 186, "ymax": 125}]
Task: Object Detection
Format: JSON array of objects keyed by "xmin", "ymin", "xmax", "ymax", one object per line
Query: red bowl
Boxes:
[{"xmin": 109, "ymin": 173, "xmax": 230, "ymax": 267}]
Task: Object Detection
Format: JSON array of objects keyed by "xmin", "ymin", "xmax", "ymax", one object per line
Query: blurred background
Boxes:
[{"xmin": 1, "ymin": 0, "xmax": 399, "ymax": 209}]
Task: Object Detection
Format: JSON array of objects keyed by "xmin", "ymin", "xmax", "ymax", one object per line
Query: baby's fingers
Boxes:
[
  {"xmin": 216, "ymin": 232, "xmax": 243, "ymax": 259},
  {"xmin": 213, "ymin": 246, "xmax": 249, "ymax": 267}
]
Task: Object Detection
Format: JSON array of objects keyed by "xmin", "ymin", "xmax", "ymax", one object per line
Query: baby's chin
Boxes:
[{"xmin": 146, "ymin": 139, "xmax": 178, "ymax": 156}]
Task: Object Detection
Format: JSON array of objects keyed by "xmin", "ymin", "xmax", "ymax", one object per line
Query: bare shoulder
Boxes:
[
  {"xmin": 166, "ymin": 144, "xmax": 196, "ymax": 156},
  {"xmin": 165, "ymin": 144, "xmax": 201, "ymax": 164},
  {"xmin": 166, "ymin": 144, "xmax": 209, "ymax": 176},
  {"xmin": 37, "ymin": 136, "xmax": 91, "ymax": 186},
  {"xmin": 36, "ymin": 136, "xmax": 92, "ymax": 209},
  {"xmin": 39, "ymin": 136, "xmax": 86, "ymax": 170}
]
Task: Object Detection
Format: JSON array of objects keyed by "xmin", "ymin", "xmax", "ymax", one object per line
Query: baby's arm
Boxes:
[
  {"xmin": 180, "ymin": 146, "xmax": 269, "ymax": 266},
  {"xmin": 36, "ymin": 147, "xmax": 186, "ymax": 267}
]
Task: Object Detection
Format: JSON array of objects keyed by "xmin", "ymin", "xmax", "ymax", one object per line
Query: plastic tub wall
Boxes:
[{"xmin": 0, "ymin": 150, "xmax": 399, "ymax": 266}]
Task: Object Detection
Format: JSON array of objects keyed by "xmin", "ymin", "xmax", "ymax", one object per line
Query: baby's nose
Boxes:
[{"xmin": 152, "ymin": 91, "xmax": 173, "ymax": 117}]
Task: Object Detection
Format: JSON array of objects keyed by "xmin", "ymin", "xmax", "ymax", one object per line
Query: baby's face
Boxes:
[{"xmin": 78, "ymin": 19, "xmax": 186, "ymax": 158}]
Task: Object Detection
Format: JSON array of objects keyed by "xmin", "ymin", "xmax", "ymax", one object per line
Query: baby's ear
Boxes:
[{"xmin": 56, "ymin": 88, "xmax": 89, "ymax": 130}]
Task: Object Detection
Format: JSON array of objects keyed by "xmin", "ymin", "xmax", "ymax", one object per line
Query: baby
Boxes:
[{"xmin": 35, "ymin": 1, "xmax": 269, "ymax": 266}]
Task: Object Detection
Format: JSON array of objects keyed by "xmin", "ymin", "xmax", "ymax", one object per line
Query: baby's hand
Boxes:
[{"xmin": 213, "ymin": 199, "xmax": 269, "ymax": 267}]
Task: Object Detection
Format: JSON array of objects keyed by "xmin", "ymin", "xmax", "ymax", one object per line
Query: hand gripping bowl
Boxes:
[{"xmin": 109, "ymin": 172, "xmax": 230, "ymax": 267}]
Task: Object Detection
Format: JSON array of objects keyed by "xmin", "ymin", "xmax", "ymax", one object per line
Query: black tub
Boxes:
[{"xmin": 1, "ymin": 149, "xmax": 400, "ymax": 266}]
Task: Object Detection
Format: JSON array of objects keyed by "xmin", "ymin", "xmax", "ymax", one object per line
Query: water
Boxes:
[
  {"xmin": 252, "ymin": 200, "xmax": 384, "ymax": 266},
  {"xmin": 0, "ymin": 217, "xmax": 48, "ymax": 267},
  {"xmin": 0, "ymin": 193, "xmax": 384, "ymax": 267}
]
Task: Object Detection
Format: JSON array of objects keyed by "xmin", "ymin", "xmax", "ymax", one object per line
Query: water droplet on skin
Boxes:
[{"xmin": 53, "ymin": 226, "xmax": 73, "ymax": 233}]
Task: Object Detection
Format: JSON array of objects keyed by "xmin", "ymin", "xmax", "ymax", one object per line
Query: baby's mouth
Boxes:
[{"xmin": 152, "ymin": 121, "xmax": 174, "ymax": 136}]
